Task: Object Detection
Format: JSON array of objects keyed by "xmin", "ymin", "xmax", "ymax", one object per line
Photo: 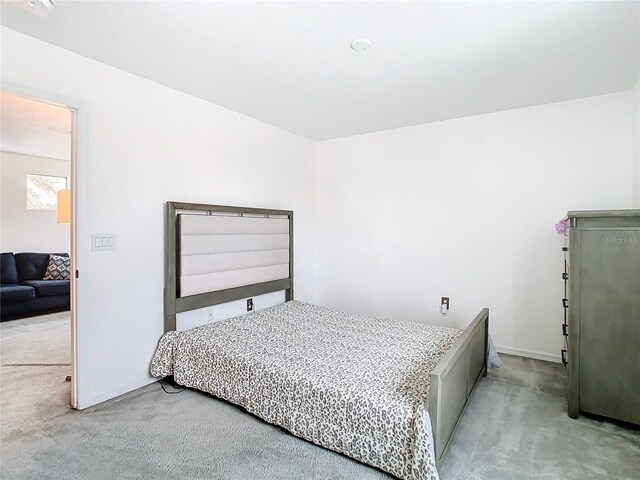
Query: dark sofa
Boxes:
[{"xmin": 1, "ymin": 252, "xmax": 70, "ymax": 321}]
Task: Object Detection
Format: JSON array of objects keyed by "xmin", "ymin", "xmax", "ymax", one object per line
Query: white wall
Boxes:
[
  {"xmin": 316, "ymin": 92, "xmax": 633, "ymax": 362},
  {"xmin": 632, "ymin": 77, "xmax": 640, "ymax": 207},
  {"xmin": 1, "ymin": 151, "xmax": 70, "ymax": 253},
  {"xmin": 1, "ymin": 27, "xmax": 317, "ymax": 408}
]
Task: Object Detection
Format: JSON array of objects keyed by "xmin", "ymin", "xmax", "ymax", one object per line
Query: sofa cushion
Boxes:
[
  {"xmin": 0, "ymin": 284, "xmax": 36, "ymax": 303},
  {"xmin": 43, "ymin": 255, "xmax": 71, "ymax": 280},
  {"xmin": 15, "ymin": 253, "xmax": 68, "ymax": 282},
  {"xmin": 1, "ymin": 253, "xmax": 18, "ymax": 284},
  {"xmin": 21, "ymin": 280, "xmax": 70, "ymax": 297}
]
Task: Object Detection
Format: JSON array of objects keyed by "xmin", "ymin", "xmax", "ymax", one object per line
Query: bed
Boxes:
[{"xmin": 156, "ymin": 202, "xmax": 489, "ymax": 480}]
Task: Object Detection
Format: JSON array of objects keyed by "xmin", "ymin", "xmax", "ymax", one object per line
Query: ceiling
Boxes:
[
  {"xmin": 0, "ymin": 91, "xmax": 72, "ymax": 161},
  {"xmin": 1, "ymin": 1, "xmax": 638, "ymax": 141}
]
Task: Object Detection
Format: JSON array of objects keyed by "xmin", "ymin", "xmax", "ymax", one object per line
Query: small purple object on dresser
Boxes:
[{"xmin": 555, "ymin": 218, "xmax": 568, "ymax": 234}]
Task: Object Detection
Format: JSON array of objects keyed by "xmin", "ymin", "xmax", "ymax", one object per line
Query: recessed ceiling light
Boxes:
[
  {"xmin": 350, "ymin": 39, "xmax": 372, "ymax": 52},
  {"xmin": 27, "ymin": 0, "xmax": 55, "ymax": 9}
]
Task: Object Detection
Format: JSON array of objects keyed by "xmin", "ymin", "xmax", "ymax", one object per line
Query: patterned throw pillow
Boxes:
[{"xmin": 43, "ymin": 255, "xmax": 71, "ymax": 280}]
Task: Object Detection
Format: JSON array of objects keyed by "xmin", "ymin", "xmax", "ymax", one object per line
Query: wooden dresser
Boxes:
[{"xmin": 563, "ymin": 209, "xmax": 640, "ymax": 425}]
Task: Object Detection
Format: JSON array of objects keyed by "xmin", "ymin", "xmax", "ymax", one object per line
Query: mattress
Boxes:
[{"xmin": 151, "ymin": 300, "xmax": 462, "ymax": 480}]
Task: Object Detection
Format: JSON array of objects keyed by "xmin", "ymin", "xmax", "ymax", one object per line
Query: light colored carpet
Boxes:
[
  {"xmin": 440, "ymin": 356, "xmax": 640, "ymax": 479},
  {"xmin": 1, "ymin": 312, "xmax": 71, "ymax": 438},
  {"xmin": 1, "ymin": 312, "xmax": 70, "ymax": 365},
  {"xmin": 1, "ymin": 322, "xmax": 638, "ymax": 480}
]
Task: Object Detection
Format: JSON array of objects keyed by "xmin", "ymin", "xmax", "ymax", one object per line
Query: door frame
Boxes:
[{"xmin": 1, "ymin": 82, "xmax": 84, "ymax": 409}]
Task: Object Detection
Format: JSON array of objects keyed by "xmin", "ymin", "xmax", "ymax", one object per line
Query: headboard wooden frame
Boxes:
[{"xmin": 164, "ymin": 201, "xmax": 294, "ymax": 332}]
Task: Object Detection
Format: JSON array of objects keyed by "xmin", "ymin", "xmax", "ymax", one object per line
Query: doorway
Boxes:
[{"xmin": 0, "ymin": 90, "xmax": 78, "ymax": 436}]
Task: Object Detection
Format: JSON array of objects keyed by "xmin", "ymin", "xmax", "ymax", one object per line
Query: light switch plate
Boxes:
[{"xmin": 91, "ymin": 234, "xmax": 116, "ymax": 251}]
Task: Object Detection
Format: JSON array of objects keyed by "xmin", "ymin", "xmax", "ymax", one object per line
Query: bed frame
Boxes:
[
  {"xmin": 428, "ymin": 307, "xmax": 489, "ymax": 469},
  {"xmin": 164, "ymin": 201, "xmax": 488, "ymax": 471}
]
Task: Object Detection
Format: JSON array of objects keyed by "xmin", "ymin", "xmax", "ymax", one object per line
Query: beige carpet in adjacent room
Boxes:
[{"xmin": 1, "ymin": 312, "xmax": 71, "ymax": 439}]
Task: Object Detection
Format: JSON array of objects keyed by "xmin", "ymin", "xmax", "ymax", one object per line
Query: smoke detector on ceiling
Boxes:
[
  {"xmin": 27, "ymin": 0, "xmax": 55, "ymax": 9},
  {"xmin": 350, "ymin": 39, "xmax": 372, "ymax": 52}
]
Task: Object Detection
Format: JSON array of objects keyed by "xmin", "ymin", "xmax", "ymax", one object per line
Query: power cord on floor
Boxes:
[{"xmin": 160, "ymin": 377, "xmax": 186, "ymax": 395}]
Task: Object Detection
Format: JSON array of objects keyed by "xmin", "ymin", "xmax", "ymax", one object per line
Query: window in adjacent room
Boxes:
[{"xmin": 26, "ymin": 173, "xmax": 69, "ymax": 210}]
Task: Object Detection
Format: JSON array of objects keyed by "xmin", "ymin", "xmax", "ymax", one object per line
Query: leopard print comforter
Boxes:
[{"xmin": 151, "ymin": 300, "xmax": 462, "ymax": 480}]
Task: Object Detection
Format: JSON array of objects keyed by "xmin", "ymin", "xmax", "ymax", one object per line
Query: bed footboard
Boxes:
[{"xmin": 428, "ymin": 308, "xmax": 489, "ymax": 469}]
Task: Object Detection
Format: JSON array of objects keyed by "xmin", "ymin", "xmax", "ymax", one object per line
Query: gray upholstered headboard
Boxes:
[{"xmin": 164, "ymin": 202, "xmax": 293, "ymax": 331}]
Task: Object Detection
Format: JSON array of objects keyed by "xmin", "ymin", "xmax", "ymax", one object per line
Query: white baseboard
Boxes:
[{"xmin": 495, "ymin": 345, "xmax": 562, "ymax": 364}]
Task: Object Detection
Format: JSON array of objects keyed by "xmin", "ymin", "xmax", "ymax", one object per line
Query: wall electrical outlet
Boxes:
[
  {"xmin": 207, "ymin": 307, "xmax": 214, "ymax": 322},
  {"xmin": 440, "ymin": 297, "xmax": 450, "ymax": 314},
  {"xmin": 247, "ymin": 298, "xmax": 254, "ymax": 312}
]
